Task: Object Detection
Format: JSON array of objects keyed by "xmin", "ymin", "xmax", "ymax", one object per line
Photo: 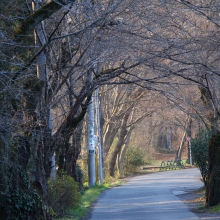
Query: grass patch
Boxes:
[
  {"xmin": 209, "ymin": 204, "xmax": 220, "ymax": 212},
  {"xmin": 197, "ymin": 204, "xmax": 220, "ymax": 213},
  {"xmin": 194, "ymin": 187, "xmax": 220, "ymax": 213},
  {"xmin": 57, "ymin": 180, "xmax": 124, "ymax": 220}
]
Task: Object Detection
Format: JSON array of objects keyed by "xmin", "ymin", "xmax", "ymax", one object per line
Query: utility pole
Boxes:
[
  {"xmin": 96, "ymin": 89, "xmax": 103, "ymax": 184},
  {"xmin": 88, "ymin": 85, "xmax": 96, "ymax": 187}
]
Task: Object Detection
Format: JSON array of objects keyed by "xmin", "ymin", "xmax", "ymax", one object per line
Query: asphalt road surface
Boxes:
[{"xmin": 88, "ymin": 168, "xmax": 203, "ymax": 220}]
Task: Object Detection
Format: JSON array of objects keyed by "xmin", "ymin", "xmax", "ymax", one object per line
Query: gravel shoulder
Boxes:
[{"xmin": 177, "ymin": 187, "xmax": 220, "ymax": 220}]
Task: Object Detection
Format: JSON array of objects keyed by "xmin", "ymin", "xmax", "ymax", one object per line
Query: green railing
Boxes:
[{"xmin": 160, "ymin": 160, "xmax": 185, "ymax": 171}]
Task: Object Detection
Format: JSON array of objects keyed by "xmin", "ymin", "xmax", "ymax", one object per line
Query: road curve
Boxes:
[{"xmin": 88, "ymin": 168, "xmax": 203, "ymax": 220}]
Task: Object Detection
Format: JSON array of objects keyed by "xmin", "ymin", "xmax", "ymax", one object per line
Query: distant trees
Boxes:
[{"xmin": 98, "ymin": 84, "xmax": 149, "ymax": 177}]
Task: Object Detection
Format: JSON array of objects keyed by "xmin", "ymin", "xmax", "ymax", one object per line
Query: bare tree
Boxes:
[{"xmin": 2, "ymin": 0, "xmax": 220, "ymax": 218}]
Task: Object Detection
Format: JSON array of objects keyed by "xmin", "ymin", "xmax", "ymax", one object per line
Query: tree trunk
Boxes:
[
  {"xmin": 109, "ymin": 113, "xmax": 129, "ymax": 177},
  {"xmin": 118, "ymin": 126, "xmax": 134, "ymax": 173},
  {"xmin": 66, "ymin": 121, "xmax": 83, "ymax": 189},
  {"xmin": 175, "ymin": 131, "xmax": 186, "ymax": 161},
  {"xmin": 205, "ymin": 131, "xmax": 220, "ymax": 207},
  {"xmin": 175, "ymin": 117, "xmax": 192, "ymax": 161},
  {"xmin": 32, "ymin": 2, "xmax": 51, "ymax": 218},
  {"xmin": 198, "ymin": 80, "xmax": 219, "ymax": 206},
  {"xmin": 103, "ymin": 122, "xmax": 120, "ymax": 158}
]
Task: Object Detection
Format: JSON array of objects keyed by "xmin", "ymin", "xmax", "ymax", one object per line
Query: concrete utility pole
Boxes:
[
  {"xmin": 96, "ymin": 89, "xmax": 103, "ymax": 184},
  {"xmin": 88, "ymin": 91, "xmax": 96, "ymax": 187}
]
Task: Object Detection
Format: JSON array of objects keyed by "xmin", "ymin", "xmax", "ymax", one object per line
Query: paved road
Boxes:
[{"xmin": 89, "ymin": 168, "xmax": 203, "ymax": 220}]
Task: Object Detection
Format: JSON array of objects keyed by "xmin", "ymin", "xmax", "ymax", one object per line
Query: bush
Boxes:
[
  {"xmin": 191, "ymin": 128, "xmax": 211, "ymax": 186},
  {"xmin": 48, "ymin": 173, "xmax": 81, "ymax": 217},
  {"xmin": 124, "ymin": 147, "xmax": 145, "ymax": 173}
]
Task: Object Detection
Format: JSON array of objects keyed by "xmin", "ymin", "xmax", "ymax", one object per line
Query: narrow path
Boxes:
[{"xmin": 88, "ymin": 168, "xmax": 203, "ymax": 220}]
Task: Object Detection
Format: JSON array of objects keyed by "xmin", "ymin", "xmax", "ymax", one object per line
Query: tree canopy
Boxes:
[{"xmin": 1, "ymin": 0, "xmax": 220, "ymax": 219}]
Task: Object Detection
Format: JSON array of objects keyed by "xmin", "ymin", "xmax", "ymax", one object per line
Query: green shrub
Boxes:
[
  {"xmin": 124, "ymin": 147, "xmax": 145, "ymax": 173},
  {"xmin": 48, "ymin": 173, "xmax": 81, "ymax": 217},
  {"xmin": 191, "ymin": 128, "xmax": 211, "ymax": 186}
]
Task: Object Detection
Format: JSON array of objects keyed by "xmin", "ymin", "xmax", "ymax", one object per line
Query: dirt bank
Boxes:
[{"xmin": 177, "ymin": 187, "xmax": 220, "ymax": 220}]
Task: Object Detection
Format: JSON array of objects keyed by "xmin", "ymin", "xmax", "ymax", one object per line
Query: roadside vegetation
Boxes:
[
  {"xmin": 53, "ymin": 146, "xmax": 197, "ymax": 219},
  {"xmin": 57, "ymin": 182, "xmax": 122, "ymax": 220},
  {"xmin": 191, "ymin": 128, "xmax": 220, "ymax": 213},
  {"xmin": 49, "ymin": 146, "xmax": 147, "ymax": 219},
  {"xmin": 57, "ymin": 180, "xmax": 127, "ymax": 220}
]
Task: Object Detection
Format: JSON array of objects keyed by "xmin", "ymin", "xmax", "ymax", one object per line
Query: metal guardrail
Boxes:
[{"xmin": 160, "ymin": 160, "xmax": 185, "ymax": 171}]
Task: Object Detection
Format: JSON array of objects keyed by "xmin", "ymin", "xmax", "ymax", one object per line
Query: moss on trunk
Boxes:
[{"xmin": 14, "ymin": 0, "xmax": 70, "ymax": 40}]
